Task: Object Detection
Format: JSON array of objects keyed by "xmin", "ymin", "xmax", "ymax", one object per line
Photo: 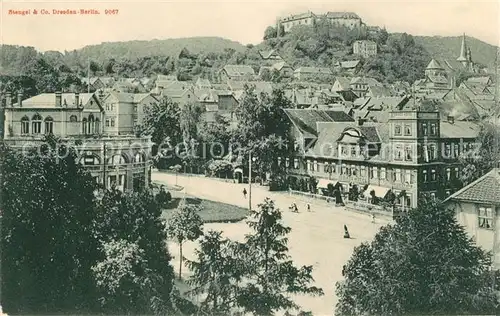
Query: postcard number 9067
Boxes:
[{"xmin": 105, "ymin": 9, "xmax": 119, "ymax": 15}]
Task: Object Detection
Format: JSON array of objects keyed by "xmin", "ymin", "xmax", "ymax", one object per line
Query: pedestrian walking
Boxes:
[
  {"xmin": 343, "ymin": 225, "xmax": 350, "ymax": 239},
  {"xmin": 243, "ymin": 188, "xmax": 247, "ymax": 199},
  {"xmin": 307, "ymin": 203, "xmax": 311, "ymax": 212},
  {"xmin": 371, "ymin": 213, "xmax": 376, "ymax": 223}
]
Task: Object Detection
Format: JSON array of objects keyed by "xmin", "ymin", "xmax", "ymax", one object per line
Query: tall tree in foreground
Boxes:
[
  {"xmin": 185, "ymin": 231, "xmax": 248, "ymax": 315},
  {"xmin": 335, "ymin": 198, "xmax": 499, "ymax": 316},
  {"xmin": 1, "ymin": 143, "xmax": 100, "ymax": 314},
  {"xmin": 237, "ymin": 198, "xmax": 324, "ymax": 315},
  {"xmin": 166, "ymin": 204, "xmax": 204, "ymax": 279},
  {"xmin": 139, "ymin": 96, "xmax": 182, "ymax": 149},
  {"xmin": 93, "ymin": 188, "xmax": 176, "ymax": 314}
]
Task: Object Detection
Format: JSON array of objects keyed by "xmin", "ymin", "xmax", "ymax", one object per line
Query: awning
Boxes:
[
  {"xmin": 317, "ymin": 178, "xmax": 336, "ymax": 189},
  {"xmin": 234, "ymin": 168, "xmax": 243, "ymax": 174},
  {"xmin": 363, "ymin": 185, "xmax": 390, "ymax": 198}
]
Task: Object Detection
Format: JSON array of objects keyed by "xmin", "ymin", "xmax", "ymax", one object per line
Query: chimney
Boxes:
[
  {"xmin": 5, "ymin": 92, "xmax": 11, "ymax": 107},
  {"xmin": 74, "ymin": 92, "xmax": 80, "ymax": 108},
  {"xmin": 447, "ymin": 115, "xmax": 454, "ymax": 124},
  {"xmin": 357, "ymin": 116, "xmax": 364, "ymax": 126},
  {"xmin": 17, "ymin": 92, "xmax": 23, "ymax": 107},
  {"xmin": 55, "ymin": 92, "xmax": 62, "ymax": 107}
]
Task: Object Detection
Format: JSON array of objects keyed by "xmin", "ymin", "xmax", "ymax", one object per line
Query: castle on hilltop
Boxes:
[{"xmin": 277, "ymin": 11, "xmax": 362, "ymax": 35}]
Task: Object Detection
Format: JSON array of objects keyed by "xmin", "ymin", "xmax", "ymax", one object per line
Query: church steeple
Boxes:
[{"xmin": 457, "ymin": 33, "xmax": 468, "ymax": 64}]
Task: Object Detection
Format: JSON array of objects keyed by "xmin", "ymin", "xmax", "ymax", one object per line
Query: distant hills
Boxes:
[
  {"xmin": 72, "ymin": 37, "xmax": 247, "ymax": 64},
  {"xmin": 413, "ymin": 35, "xmax": 498, "ymax": 71}
]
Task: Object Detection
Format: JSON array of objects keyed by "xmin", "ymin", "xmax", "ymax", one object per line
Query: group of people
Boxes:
[{"xmin": 241, "ymin": 187, "xmax": 379, "ymax": 240}]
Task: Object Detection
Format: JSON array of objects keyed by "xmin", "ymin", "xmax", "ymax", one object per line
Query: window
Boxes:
[
  {"xmin": 371, "ymin": 167, "xmax": 378, "ymax": 179},
  {"xmin": 454, "ymin": 167, "xmax": 459, "ymax": 179},
  {"xmin": 307, "ymin": 160, "xmax": 313, "ymax": 171},
  {"xmin": 430, "ymin": 123, "xmax": 437, "ymax": 135},
  {"xmin": 453, "ymin": 143, "xmax": 460, "ymax": 158},
  {"xmin": 422, "ymin": 123, "xmax": 428, "ymax": 135},
  {"xmin": 446, "ymin": 168, "xmax": 451, "ymax": 181},
  {"xmin": 423, "ymin": 170, "xmax": 428, "ymax": 183},
  {"xmin": 21, "ymin": 116, "xmax": 29, "ymax": 134},
  {"xmin": 404, "ymin": 124, "xmax": 411, "ymax": 136},
  {"xmin": 394, "ymin": 125, "xmax": 402, "ymax": 136},
  {"xmin": 341, "ymin": 145, "xmax": 347, "ymax": 156},
  {"xmin": 445, "ymin": 190, "xmax": 451, "ymax": 196},
  {"xmin": 331, "ymin": 163, "xmax": 336, "ymax": 173},
  {"xmin": 430, "ymin": 144, "xmax": 437, "ymax": 160},
  {"xmin": 313, "ymin": 160, "xmax": 318, "ymax": 172},
  {"xmin": 110, "ymin": 104, "xmax": 115, "ymax": 111},
  {"xmin": 95, "ymin": 118, "xmax": 100, "ymax": 133},
  {"xmin": 405, "ymin": 170, "xmax": 411, "ymax": 184},
  {"xmin": 32, "ymin": 114, "xmax": 42, "ymax": 134},
  {"xmin": 395, "ymin": 169, "xmax": 401, "ymax": 182},
  {"xmin": 82, "ymin": 118, "xmax": 88, "ymax": 134},
  {"xmin": 430, "ymin": 192, "xmax": 436, "ymax": 199},
  {"xmin": 110, "ymin": 118, "xmax": 115, "ymax": 127},
  {"xmin": 105, "ymin": 119, "xmax": 110, "ymax": 127},
  {"xmin": 341, "ymin": 164, "xmax": 347, "ymax": 175},
  {"xmin": 395, "ymin": 145, "xmax": 403, "ymax": 160},
  {"xmin": 360, "ymin": 166, "xmax": 366, "ymax": 177},
  {"xmin": 285, "ymin": 158, "xmax": 290, "ymax": 168},
  {"xmin": 351, "ymin": 165, "xmax": 357, "ymax": 176},
  {"xmin": 405, "ymin": 145, "xmax": 413, "ymax": 161},
  {"xmin": 133, "ymin": 105, "xmax": 138, "ymax": 113},
  {"xmin": 277, "ymin": 157, "xmax": 282, "ymax": 166},
  {"xmin": 106, "ymin": 104, "xmax": 110, "ymax": 111},
  {"xmin": 324, "ymin": 162, "xmax": 330, "ymax": 173},
  {"xmin": 44, "ymin": 116, "xmax": 54, "ymax": 134},
  {"xmin": 380, "ymin": 167, "xmax": 386, "ymax": 180},
  {"xmin": 350, "ymin": 146, "xmax": 357, "ymax": 157},
  {"xmin": 293, "ymin": 158, "xmax": 299, "ymax": 169},
  {"xmin": 478, "ymin": 206, "xmax": 494, "ymax": 230},
  {"xmin": 69, "ymin": 115, "xmax": 78, "ymax": 122},
  {"xmin": 431, "ymin": 169, "xmax": 436, "ymax": 181},
  {"xmin": 445, "ymin": 144, "xmax": 451, "ymax": 157}
]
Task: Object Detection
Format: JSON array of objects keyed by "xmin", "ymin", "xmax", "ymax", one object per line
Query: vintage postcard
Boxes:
[{"xmin": 0, "ymin": 0, "xmax": 499, "ymax": 315}]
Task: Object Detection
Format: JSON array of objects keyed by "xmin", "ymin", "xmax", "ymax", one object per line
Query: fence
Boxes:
[{"xmin": 288, "ymin": 189, "xmax": 394, "ymax": 220}]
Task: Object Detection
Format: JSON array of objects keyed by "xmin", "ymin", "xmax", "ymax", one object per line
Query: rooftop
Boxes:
[{"xmin": 445, "ymin": 168, "xmax": 500, "ymax": 205}]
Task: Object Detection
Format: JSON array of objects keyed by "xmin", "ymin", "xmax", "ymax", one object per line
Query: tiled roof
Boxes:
[
  {"xmin": 280, "ymin": 11, "xmax": 316, "ymax": 22},
  {"xmin": 426, "ymin": 59, "xmax": 443, "ymax": 70},
  {"xmin": 466, "ymin": 76, "xmax": 492, "ymax": 85},
  {"xmin": 223, "ymin": 65, "xmax": 256, "ymax": 77},
  {"xmin": 259, "ymin": 49, "xmax": 281, "ymax": 60},
  {"xmin": 350, "ymin": 77, "xmax": 382, "ymax": 87},
  {"xmin": 446, "ymin": 168, "xmax": 500, "ymax": 204},
  {"xmin": 196, "ymin": 78, "xmax": 212, "ymax": 88},
  {"xmin": 13, "ymin": 93, "xmax": 96, "ymax": 108},
  {"xmin": 340, "ymin": 60, "xmax": 361, "ymax": 69},
  {"xmin": 368, "ymin": 86, "xmax": 392, "ymax": 97},
  {"xmin": 271, "ymin": 61, "xmax": 289, "ymax": 71},
  {"xmin": 325, "ymin": 11, "xmax": 360, "ymax": 19},
  {"xmin": 294, "ymin": 67, "xmax": 333, "ymax": 74},
  {"xmin": 157, "ymin": 74, "xmax": 177, "ymax": 82},
  {"xmin": 104, "ymin": 92, "xmax": 153, "ymax": 104},
  {"xmin": 333, "ymin": 77, "xmax": 352, "ymax": 91},
  {"xmin": 439, "ymin": 121, "xmax": 480, "ymax": 139},
  {"xmin": 227, "ymin": 80, "xmax": 273, "ymax": 95},
  {"xmin": 283, "ymin": 108, "xmax": 354, "ymax": 138},
  {"xmin": 427, "ymin": 74, "xmax": 449, "ymax": 84}
]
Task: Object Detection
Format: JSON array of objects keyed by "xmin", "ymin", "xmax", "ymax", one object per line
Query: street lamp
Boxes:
[{"xmin": 249, "ymin": 152, "xmax": 257, "ymax": 211}]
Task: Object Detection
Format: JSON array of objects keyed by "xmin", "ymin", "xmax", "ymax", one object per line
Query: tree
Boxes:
[
  {"xmin": 140, "ymin": 96, "xmax": 182, "ymax": 151},
  {"xmin": 185, "ymin": 231, "xmax": 248, "ymax": 315},
  {"xmin": 156, "ymin": 185, "xmax": 172, "ymax": 207},
  {"xmin": 166, "ymin": 204, "xmax": 204, "ymax": 279},
  {"xmin": 459, "ymin": 121, "xmax": 500, "ymax": 186},
  {"xmin": 335, "ymin": 198, "xmax": 499, "ymax": 315},
  {"xmin": 264, "ymin": 26, "xmax": 278, "ymax": 40},
  {"xmin": 1, "ymin": 141, "xmax": 101, "ymax": 314},
  {"xmin": 237, "ymin": 198, "xmax": 324, "ymax": 315},
  {"xmin": 93, "ymin": 188, "xmax": 176, "ymax": 314}
]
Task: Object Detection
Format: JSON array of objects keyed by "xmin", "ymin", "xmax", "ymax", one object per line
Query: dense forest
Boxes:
[{"xmin": 0, "ymin": 19, "xmax": 497, "ymax": 100}]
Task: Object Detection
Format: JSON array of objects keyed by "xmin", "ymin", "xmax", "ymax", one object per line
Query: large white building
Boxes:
[{"xmin": 278, "ymin": 11, "xmax": 362, "ymax": 34}]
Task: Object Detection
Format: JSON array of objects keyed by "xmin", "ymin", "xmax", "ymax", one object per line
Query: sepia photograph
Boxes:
[{"xmin": 0, "ymin": 0, "xmax": 499, "ymax": 315}]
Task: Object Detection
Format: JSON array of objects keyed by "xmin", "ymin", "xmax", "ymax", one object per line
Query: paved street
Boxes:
[{"xmin": 154, "ymin": 172, "xmax": 387, "ymax": 315}]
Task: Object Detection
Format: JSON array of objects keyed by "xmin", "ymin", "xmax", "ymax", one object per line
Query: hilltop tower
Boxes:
[{"xmin": 457, "ymin": 33, "xmax": 468, "ymax": 66}]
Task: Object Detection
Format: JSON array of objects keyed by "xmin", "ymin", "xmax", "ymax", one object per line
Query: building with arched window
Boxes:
[{"xmin": 2, "ymin": 91, "xmax": 153, "ymax": 192}]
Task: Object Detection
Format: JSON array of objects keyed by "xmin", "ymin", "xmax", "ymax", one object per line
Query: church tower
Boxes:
[{"xmin": 457, "ymin": 33, "xmax": 469, "ymax": 69}]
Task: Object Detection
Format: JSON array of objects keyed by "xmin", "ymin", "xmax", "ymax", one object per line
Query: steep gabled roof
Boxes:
[
  {"xmin": 340, "ymin": 60, "xmax": 361, "ymax": 69},
  {"xmin": 283, "ymin": 108, "xmax": 354, "ymax": 138},
  {"xmin": 426, "ymin": 59, "xmax": 444, "ymax": 70},
  {"xmin": 445, "ymin": 168, "xmax": 500, "ymax": 204},
  {"xmin": 222, "ymin": 65, "xmax": 256, "ymax": 77}
]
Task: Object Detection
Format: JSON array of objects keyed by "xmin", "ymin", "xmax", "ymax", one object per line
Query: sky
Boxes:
[{"xmin": 1, "ymin": 0, "xmax": 499, "ymax": 52}]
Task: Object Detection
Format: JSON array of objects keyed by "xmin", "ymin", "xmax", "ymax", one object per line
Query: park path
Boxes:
[{"xmin": 153, "ymin": 172, "xmax": 386, "ymax": 315}]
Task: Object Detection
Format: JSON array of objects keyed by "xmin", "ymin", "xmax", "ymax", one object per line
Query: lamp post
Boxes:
[{"xmin": 248, "ymin": 151, "xmax": 257, "ymax": 211}]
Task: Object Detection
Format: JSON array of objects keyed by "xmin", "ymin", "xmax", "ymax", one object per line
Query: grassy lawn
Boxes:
[{"xmin": 162, "ymin": 193, "xmax": 249, "ymax": 224}]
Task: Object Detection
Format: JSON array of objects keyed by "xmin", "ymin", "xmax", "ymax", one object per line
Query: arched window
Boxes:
[
  {"xmin": 44, "ymin": 116, "xmax": 54, "ymax": 134},
  {"xmin": 95, "ymin": 118, "xmax": 100, "ymax": 133},
  {"xmin": 69, "ymin": 115, "xmax": 78, "ymax": 122},
  {"xmin": 109, "ymin": 154, "xmax": 126, "ymax": 165},
  {"xmin": 21, "ymin": 116, "xmax": 30, "ymax": 134},
  {"xmin": 82, "ymin": 118, "xmax": 88, "ymax": 134},
  {"xmin": 88, "ymin": 114, "xmax": 95, "ymax": 134},
  {"xmin": 32, "ymin": 114, "xmax": 42, "ymax": 134},
  {"xmin": 134, "ymin": 152, "xmax": 145, "ymax": 163}
]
